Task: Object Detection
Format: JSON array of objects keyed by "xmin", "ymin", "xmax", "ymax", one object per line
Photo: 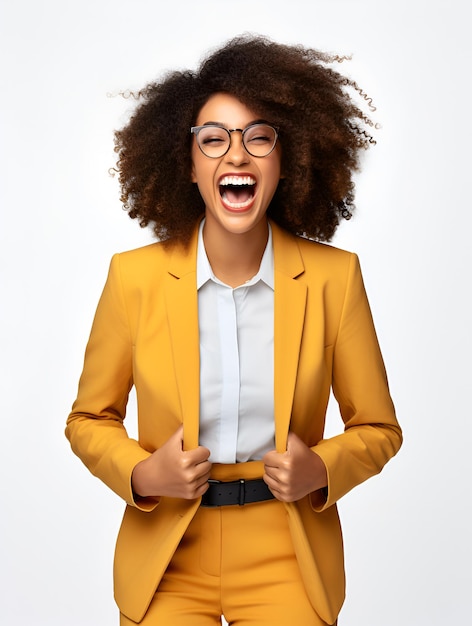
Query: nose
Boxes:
[{"xmin": 224, "ymin": 130, "xmax": 249, "ymax": 165}]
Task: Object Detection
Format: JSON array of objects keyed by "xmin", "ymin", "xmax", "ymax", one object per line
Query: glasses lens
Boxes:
[
  {"xmin": 196, "ymin": 126, "xmax": 229, "ymax": 157},
  {"xmin": 243, "ymin": 124, "xmax": 277, "ymax": 157}
]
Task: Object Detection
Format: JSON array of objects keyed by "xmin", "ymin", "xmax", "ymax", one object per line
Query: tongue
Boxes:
[{"xmin": 223, "ymin": 186, "xmax": 253, "ymax": 204}]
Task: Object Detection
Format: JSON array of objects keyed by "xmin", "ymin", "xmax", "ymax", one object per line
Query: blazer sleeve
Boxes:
[
  {"xmin": 312, "ymin": 253, "xmax": 402, "ymax": 510},
  {"xmin": 65, "ymin": 254, "xmax": 156, "ymax": 511}
]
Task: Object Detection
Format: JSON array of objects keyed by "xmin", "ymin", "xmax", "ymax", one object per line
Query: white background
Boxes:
[{"xmin": 1, "ymin": 0, "xmax": 470, "ymax": 624}]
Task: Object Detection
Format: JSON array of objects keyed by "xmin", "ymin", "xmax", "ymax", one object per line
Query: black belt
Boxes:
[{"xmin": 200, "ymin": 478, "xmax": 275, "ymax": 507}]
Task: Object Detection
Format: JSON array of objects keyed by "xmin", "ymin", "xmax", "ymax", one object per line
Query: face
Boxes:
[{"xmin": 191, "ymin": 93, "xmax": 282, "ymax": 238}]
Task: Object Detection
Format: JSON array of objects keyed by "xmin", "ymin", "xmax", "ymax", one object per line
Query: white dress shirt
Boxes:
[{"xmin": 197, "ymin": 221, "xmax": 275, "ymax": 463}]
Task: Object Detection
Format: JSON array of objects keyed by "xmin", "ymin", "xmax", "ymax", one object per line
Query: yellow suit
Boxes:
[{"xmin": 66, "ymin": 220, "xmax": 402, "ymax": 624}]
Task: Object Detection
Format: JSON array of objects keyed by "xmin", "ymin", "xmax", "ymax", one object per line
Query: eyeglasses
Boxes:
[{"xmin": 191, "ymin": 123, "xmax": 279, "ymax": 158}]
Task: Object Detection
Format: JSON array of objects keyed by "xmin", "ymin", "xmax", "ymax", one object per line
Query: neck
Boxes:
[{"xmin": 202, "ymin": 219, "xmax": 269, "ymax": 288}]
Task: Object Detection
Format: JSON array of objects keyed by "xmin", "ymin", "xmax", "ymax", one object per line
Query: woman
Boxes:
[{"xmin": 66, "ymin": 35, "xmax": 402, "ymax": 626}]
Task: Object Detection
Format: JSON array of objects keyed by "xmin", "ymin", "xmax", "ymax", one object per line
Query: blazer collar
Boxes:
[{"xmin": 167, "ymin": 218, "xmax": 305, "ymax": 279}]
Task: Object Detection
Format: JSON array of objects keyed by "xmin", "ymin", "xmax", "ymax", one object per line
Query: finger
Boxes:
[
  {"xmin": 167, "ymin": 424, "xmax": 184, "ymax": 448},
  {"xmin": 262, "ymin": 449, "xmax": 282, "ymax": 468},
  {"xmin": 195, "ymin": 445, "xmax": 212, "ymax": 461},
  {"xmin": 264, "ymin": 471, "xmax": 294, "ymax": 500},
  {"xmin": 286, "ymin": 430, "xmax": 304, "ymax": 452},
  {"xmin": 186, "ymin": 445, "xmax": 211, "ymax": 465},
  {"xmin": 263, "ymin": 466, "xmax": 284, "ymax": 488},
  {"xmin": 263, "ymin": 465, "xmax": 279, "ymax": 482},
  {"xmin": 192, "ymin": 459, "xmax": 212, "ymax": 481},
  {"xmin": 195, "ymin": 481, "xmax": 211, "ymax": 496},
  {"xmin": 263, "ymin": 476, "xmax": 285, "ymax": 501},
  {"xmin": 263, "ymin": 473, "xmax": 276, "ymax": 489}
]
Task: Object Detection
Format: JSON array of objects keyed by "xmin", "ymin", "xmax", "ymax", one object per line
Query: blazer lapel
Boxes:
[
  {"xmin": 165, "ymin": 227, "xmax": 201, "ymax": 451},
  {"xmin": 271, "ymin": 222, "xmax": 307, "ymax": 453}
]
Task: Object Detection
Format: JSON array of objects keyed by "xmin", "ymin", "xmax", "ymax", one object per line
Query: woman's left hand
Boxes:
[{"xmin": 262, "ymin": 432, "xmax": 328, "ymax": 502}]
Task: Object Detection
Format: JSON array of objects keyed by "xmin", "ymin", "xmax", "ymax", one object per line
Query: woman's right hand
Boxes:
[{"xmin": 131, "ymin": 425, "xmax": 212, "ymax": 500}]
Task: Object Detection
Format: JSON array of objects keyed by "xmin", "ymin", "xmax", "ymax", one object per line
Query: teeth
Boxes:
[
  {"xmin": 219, "ymin": 175, "xmax": 256, "ymax": 187},
  {"xmin": 221, "ymin": 196, "xmax": 254, "ymax": 209}
]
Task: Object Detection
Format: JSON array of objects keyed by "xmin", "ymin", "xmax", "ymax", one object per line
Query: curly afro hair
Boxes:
[{"xmin": 114, "ymin": 34, "xmax": 377, "ymax": 245}]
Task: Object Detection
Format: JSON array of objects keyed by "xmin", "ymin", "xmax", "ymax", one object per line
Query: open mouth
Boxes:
[{"xmin": 219, "ymin": 175, "xmax": 257, "ymax": 209}]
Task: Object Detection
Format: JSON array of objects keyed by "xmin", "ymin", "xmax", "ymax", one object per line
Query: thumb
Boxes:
[
  {"xmin": 286, "ymin": 431, "xmax": 303, "ymax": 453},
  {"xmin": 167, "ymin": 424, "xmax": 184, "ymax": 449}
]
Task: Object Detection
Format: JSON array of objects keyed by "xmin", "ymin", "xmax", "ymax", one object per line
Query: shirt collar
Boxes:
[{"xmin": 196, "ymin": 219, "xmax": 274, "ymax": 290}]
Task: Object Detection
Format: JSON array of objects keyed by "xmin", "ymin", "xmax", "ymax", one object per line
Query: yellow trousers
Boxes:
[{"xmin": 120, "ymin": 463, "xmax": 336, "ymax": 626}]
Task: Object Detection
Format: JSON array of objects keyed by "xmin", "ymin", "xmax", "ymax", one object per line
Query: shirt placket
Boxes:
[{"xmin": 216, "ymin": 285, "xmax": 240, "ymax": 463}]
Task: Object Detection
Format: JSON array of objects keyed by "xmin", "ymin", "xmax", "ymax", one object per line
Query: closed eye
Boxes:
[
  {"xmin": 247, "ymin": 134, "xmax": 272, "ymax": 144},
  {"xmin": 202, "ymin": 136, "xmax": 226, "ymax": 145}
]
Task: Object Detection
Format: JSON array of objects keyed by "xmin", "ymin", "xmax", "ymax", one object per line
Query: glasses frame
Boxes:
[{"xmin": 190, "ymin": 123, "xmax": 279, "ymax": 159}]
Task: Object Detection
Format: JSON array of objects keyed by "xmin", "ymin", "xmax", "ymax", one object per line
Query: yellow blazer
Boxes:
[{"xmin": 66, "ymin": 220, "xmax": 402, "ymax": 624}]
